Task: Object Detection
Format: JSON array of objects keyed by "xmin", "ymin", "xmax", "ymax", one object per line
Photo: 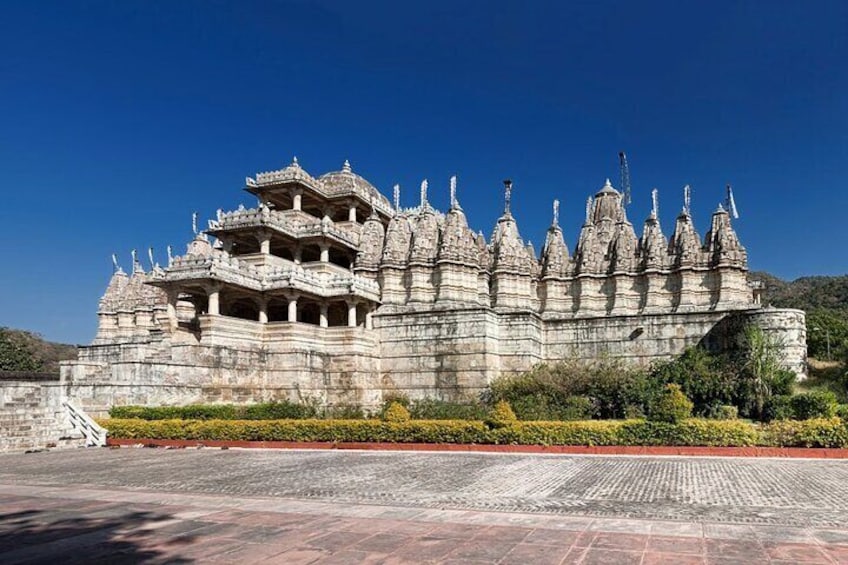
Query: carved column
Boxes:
[
  {"xmin": 320, "ymin": 244, "xmax": 330, "ymax": 263},
  {"xmin": 258, "ymin": 230, "xmax": 271, "ymax": 255},
  {"xmin": 365, "ymin": 306, "xmax": 374, "ymax": 330},
  {"xmin": 319, "ymin": 303, "xmax": 329, "ymax": 328},
  {"xmin": 347, "ymin": 300, "xmax": 357, "ymax": 327},
  {"xmin": 294, "ymin": 245, "xmax": 302, "ymax": 265},
  {"xmin": 258, "ymin": 296, "xmax": 268, "ymax": 323},
  {"xmin": 292, "ymin": 188, "xmax": 303, "ymax": 211},
  {"xmin": 348, "ymin": 202, "xmax": 357, "ymax": 223},
  {"xmin": 207, "ymin": 284, "xmax": 221, "ymax": 316},
  {"xmin": 166, "ymin": 289, "xmax": 179, "ymax": 332},
  {"xmin": 287, "ymin": 295, "xmax": 299, "ymax": 322}
]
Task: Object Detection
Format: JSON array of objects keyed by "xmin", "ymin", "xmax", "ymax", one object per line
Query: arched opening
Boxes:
[
  {"xmin": 225, "ymin": 297, "xmax": 259, "ymax": 321},
  {"xmin": 267, "ymin": 297, "xmax": 289, "ymax": 322},
  {"xmin": 269, "ymin": 240, "xmax": 294, "ymax": 261},
  {"xmin": 356, "ymin": 303, "xmax": 369, "ymax": 327},
  {"xmin": 231, "ymin": 238, "xmax": 260, "ymax": 256},
  {"xmin": 301, "ymin": 244, "xmax": 321, "ymax": 263},
  {"xmin": 327, "ymin": 301, "xmax": 347, "ymax": 327},
  {"xmin": 329, "ymin": 247, "xmax": 353, "ymax": 269},
  {"xmin": 299, "ymin": 301, "xmax": 320, "ymax": 325}
]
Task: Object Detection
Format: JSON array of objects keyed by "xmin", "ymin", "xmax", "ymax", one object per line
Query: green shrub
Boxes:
[
  {"xmin": 837, "ymin": 404, "xmax": 848, "ymax": 421},
  {"xmin": 486, "ymin": 400, "xmax": 517, "ymax": 428},
  {"xmin": 761, "ymin": 418, "xmax": 848, "ymax": 448},
  {"xmin": 706, "ymin": 404, "xmax": 739, "ymax": 420},
  {"xmin": 99, "ymin": 416, "xmax": 847, "ymax": 448},
  {"xmin": 242, "ymin": 400, "xmax": 317, "ymax": 420},
  {"xmin": 762, "ymin": 395, "xmax": 794, "ymax": 422},
  {"xmin": 791, "ymin": 390, "xmax": 838, "ymax": 420},
  {"xmin": 382, "ymin": 401, "xmax": 411, "ymax": 423},
  {"xmin": 408, "ymin": 399, "xmax": 488, "ymax": 421},
  {"xmin": 489, "ymin": 357, "xmax": 658, "ymax": 420},
  {"xmin": 650, "ymin": 347, "xmax": 738, "ymax": 417},
  {"xmin": 322, "ymin": 403, "xmax": 366, "ymax": 420},
  {"xmin": 649, "ymin": 384, "xmax": 693, "ymax": 423}
]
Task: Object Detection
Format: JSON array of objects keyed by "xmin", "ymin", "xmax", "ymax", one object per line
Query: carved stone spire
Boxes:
[
  {"xmin": 420, "ymin": 179, "xmax": 428, "ymax": 208},
  {"xmin": 166, "ymin": 245, "xmax": 173, "ymax": 266},
  {"xmin": 449, "ymin": 175, "xmax": 460, "ymax": 210},
  {"xmin": 585, "ymin": 197, "xmax": 593, "ymax": 225},
  {"xmin": 191, "ymin": 212, "xmax": 198, "ymax": 235},
  {"xmin": 342, "ymin": 159, "xmax": 352, "ymax": 173},
  {"xmin": 393, "ymin": 184, "xmax": 400, "ymax": 212},
  {"xmin": 683, "ymin": 184, "xmax": 692, "ymax": 216},
  {"xmin": 650, "ymin": 188, "xmax": 659, "ymax": 219},
  {"xmin": 552, "ymin": 199, "xmax": 560, "ymax": 227},
  {"xmin": 503, "ymin": 179, "xmax": 513, "ymax": 216}
]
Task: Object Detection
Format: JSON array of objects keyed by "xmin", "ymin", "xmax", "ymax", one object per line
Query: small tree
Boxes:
[
  {"xmin": 382, "ymin": 401, "xmax": 411, "ymax": 423},
  {"xmin": 486, "ymin": 400, "xmax": 518, "ymax": 428},
  {"xmin": 649, "ymin": 384, "xmax": 693, "ymax": 423},
  {"xmin": 739, "ymin": 325, "xmax": 787, "ymax": 419}
]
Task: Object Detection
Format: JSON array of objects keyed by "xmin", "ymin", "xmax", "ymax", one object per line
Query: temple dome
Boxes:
[{"xmin": 318, "ymin": 161, "xmax": 392, "ymax": 209}]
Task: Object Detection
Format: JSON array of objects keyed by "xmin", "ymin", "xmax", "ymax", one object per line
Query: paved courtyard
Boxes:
[{"xmin": 1, "ymin": 448, "xmax": 848, "ymax": 563}]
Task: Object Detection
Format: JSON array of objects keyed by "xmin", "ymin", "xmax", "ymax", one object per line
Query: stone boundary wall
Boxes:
[{"xmin": 61, "ymin": 306, "xmax": 807, "ymax": 414}]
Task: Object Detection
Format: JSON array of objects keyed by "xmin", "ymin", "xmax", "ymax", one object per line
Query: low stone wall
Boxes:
[{"xmin": 0, "ymin": 374, "xmax": 81, "ymax": 452}]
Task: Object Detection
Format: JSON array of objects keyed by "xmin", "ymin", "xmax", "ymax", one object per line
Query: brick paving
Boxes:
[{"xmin": 0, "ymin": 448, "xmax": 847, "ymax": 563}]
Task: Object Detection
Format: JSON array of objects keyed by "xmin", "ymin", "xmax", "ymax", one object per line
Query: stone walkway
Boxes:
[{"xmin": 1, "ymin": 448, "xmax": 848, "ymax": 563}]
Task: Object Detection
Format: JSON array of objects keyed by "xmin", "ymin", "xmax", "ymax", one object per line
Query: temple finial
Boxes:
[
  {"xmin": 585, "ymin": 196, "xmax": 593, "ymax": 224},
  {"xmin": 651, "ymin": 188, "xmax": 659, "ymax": 219},
  {"xmin": 503, "ymin": 179, "xmax": 513, "ymax": 215},
  {"xmin": 683, "ymin": 184, "xmax": 691, "ymax": 215},
  {"xmin": 167, "ymin": 245, "xmax": 174, "ymax": 266},
  {"xmin": 420, "ymin": 179, "xmax": 428, "ymax": 207},
  {"xmin": 292, "ymin": 156, "xmax": 299, "ymax": 166},
  {"xmin": 191, "ymin": 212, "xmax": 198, "ymax": 235},
  {"xmin": 111, "ymin": 253, "xmax": 120, "ymax": 273},
  {"xmin": 449, "ymin": 175, "xmax": 458, "ymax": 209},
  {"xmin": 131, "ymin": 249, "xmax": 141, "ymax": 273},
  {"xmin": 726, "ymin": 184, "xmax": 739, "ymax": 219},
  {"xmin": 552, "ymin": 199, "xmax": 560, "ymax": 227},
  {"xmin": 148, "ymin": 247, "xmax": 155, "ymax": 270},
  {"xmin": 393, "ymin": 184, "xmax": 400, "ymax": 212},
  {"xmin": 342, "ymin": 159, "xmax": 352, "ymax": 173}
]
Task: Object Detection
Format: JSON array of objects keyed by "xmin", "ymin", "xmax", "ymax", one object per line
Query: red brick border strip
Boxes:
[{"xmin": 105, "ymin": 438, "xmax": 848, "ymax": 458}]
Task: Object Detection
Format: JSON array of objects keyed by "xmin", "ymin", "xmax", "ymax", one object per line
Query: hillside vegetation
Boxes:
[{"xmin": 0, "ymin": 327, "xmax": 78, "ymax": 374}]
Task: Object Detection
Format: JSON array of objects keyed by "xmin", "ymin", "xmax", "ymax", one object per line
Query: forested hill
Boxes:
[
  {"xmin": 750, "ymin": 272, "xmax": 848, "ymax": 312},
  {"xmin": 0, "ymin": 327, "xmax": 78, "ymax": 374}
]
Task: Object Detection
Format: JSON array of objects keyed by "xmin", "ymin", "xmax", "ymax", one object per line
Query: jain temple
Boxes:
[{"xmin": 61, "ymin": 158, "xmax": 806, "ymax": 413}]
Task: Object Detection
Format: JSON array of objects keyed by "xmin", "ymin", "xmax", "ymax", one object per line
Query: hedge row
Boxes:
[{"xmin": 100, "ymin": 417, "xmax": 848, "ymax": 448}]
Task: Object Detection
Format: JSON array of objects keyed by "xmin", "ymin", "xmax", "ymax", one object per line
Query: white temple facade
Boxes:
[{"xmin": 61, "ymin": 158, "xmax": 806, "ymax": 413}]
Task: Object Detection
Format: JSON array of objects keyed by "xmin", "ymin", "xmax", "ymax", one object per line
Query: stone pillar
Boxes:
[
  {"xmin": 294, "ymin": 246, "xmax": 302, "ymax": 265},
  {"xmin": 365, "ymin": 306, "xmax": 374, "ymax": 330},
  {"xmin": 292, "ymin": 189, "xmax": 302, "ymax": 211},
  {"xmin": 288, "ymin": 296, "xmax": 298, "ymax": 322},
  {"xmin": 319, "ymin": 303, "xmax": 329, "ymax": 327},
  {"xmin": 223, "ymin": 238, "xmax": 234, "ymax": 253},
  {"xmin": 166, "ymin": 290, "xmax": 179, "ymax": 332},
  {"xmin": 259, "ymin": 231, "xmax": 271, "ymax": 255},
  {"xmin": 208, "ymin": 286, "xmax": 221, "ymax": 316},
  {"xmin": 320, "ymin": 244, "xmax": 330, "ymax": 263},
  {"xmin": 258, "ymin": 297, "xmax": 268, "ymax": 323},
  {"xmin": 347, "ymin": 300, "xmax": 357, "ymax": 327},
  {"xmin": 348, "ymin": 204, "xmax": 357, "ymax": 223}
]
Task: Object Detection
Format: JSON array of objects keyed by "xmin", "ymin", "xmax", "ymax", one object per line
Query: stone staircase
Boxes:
[{"xmin": 0, "ymin": 376, "xmax": 87, "ymax": 452}]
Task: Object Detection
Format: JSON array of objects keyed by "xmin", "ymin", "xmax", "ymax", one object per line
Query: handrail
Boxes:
[{"xmin": 62, "ymin": 399, "xmax": 107, "ymax": 447}]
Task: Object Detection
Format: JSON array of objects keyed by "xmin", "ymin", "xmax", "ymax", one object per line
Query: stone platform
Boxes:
[{"xmin": 2, "ymin": 449, "xmax": 848, "ymax": 563}]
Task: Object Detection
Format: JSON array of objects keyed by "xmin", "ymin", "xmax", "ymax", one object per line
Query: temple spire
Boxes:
[
  {"xmin": 503, "ymin": 179, "xmax": 513, "ymax": 216},
  {"xmin": 420, "ymin": 179, "xmax": 428, "ymax": 207},
  {"xmin": 683, "ymin": 184, "xmax": 691, "ymax": 215},
  {"xmin": 191, "ymin": 212, "xmax": 198, "ymax": 235},
  {"xmin": 166, "ymin": 245, "xmax": 174, "ymax": 266},
  {"xmin": 342, "ymin": 159, "xmax": 352, "ymax": 173},
  {"xmin": 148, "ymin": 247, "xmax": 155, "ymax": 270},
  {"xmin": 111, "ymin": 253, "xmax": 121, "ymax": 273},
  {"xmin": 585, "ymin": 196, "xmax": 593, "ymax": 224},
  {"xmin": 726, "ymin": 184, "xmax": 739, "ymax": 219},
  {"xmin": 449, "ymin": 175, "xmax": 459, "ymax": 209},
  {"xmin": 552, "ymin": 199, "xmax": 560, "ymax": 227},
  {"xmin": 651, "ymin": 188, "xmax": 659, "ymax": 219},
  {"xmin": 393, "ymin": 184, "xmax": 400, "ymax": 212}
]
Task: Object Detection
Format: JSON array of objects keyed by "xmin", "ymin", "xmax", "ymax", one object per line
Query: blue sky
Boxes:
[{"xmin": 1, "ymin": 0, "xmax": 846, "ymax": 344}]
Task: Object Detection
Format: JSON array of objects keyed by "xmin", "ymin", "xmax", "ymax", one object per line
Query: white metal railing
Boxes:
[{"xmin": 63, "ymin": 399, "xmax": 107, "ymax": 447}]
